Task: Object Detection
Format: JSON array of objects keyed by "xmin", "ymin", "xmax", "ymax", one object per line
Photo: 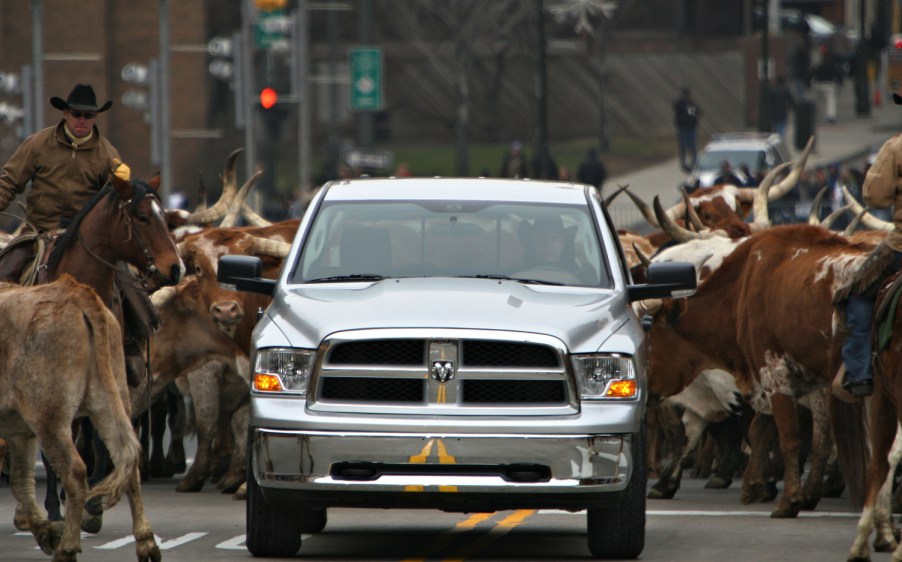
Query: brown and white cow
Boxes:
[
  {"xmin": 638, "ymin": 223, "xmax": 871, "ymax": 518},
  {"xmin": 0, "ymin": 276, "xmax": 160, "ymax": 562}
]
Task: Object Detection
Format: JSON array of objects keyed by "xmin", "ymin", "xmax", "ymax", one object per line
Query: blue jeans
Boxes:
[
  {"xmin": 842, "ymin": 251, "xmax": 902, "ymax": 383},
  {"xmin": 677, "ymin": 128, "xmax": 697, "ymax": 173}
]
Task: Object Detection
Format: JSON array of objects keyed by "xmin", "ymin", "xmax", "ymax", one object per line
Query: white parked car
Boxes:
[{"xmin": 218, "ymin": 177, "xmax": 696, "ymax": 560}]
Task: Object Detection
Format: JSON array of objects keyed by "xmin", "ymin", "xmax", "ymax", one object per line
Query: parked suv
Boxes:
[
  {"xmin": 218, "ymin": 177, "xmax": 696, "ymax": 560},
  {"xmin": 687, "ymin": 132, "xmax": 790, "ymax": 188}
]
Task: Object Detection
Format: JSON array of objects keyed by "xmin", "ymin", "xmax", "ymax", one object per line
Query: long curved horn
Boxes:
[
  {"xmin": 841, "ymin": 184, "xmax": 893, "ymax": 231},
  {"xmin": 680, "ymin": 187, "xmax": 705, "ymax": 231},
  {"xmin": 184, "ymin": 148, "xmax": 243, "ymax": 224},
  {"xmin": 241, "ymin": 202, "xmax": 273, "ymax": 227},
  {"xmin": 220, "ymin": 168, "xmax": 264, "ymax": 228},
  {"xmin": 821, "ymin": 204, "xmax": 852, "ymax": 230},
  {"xmin": 623, "ymin": 188, "xmax": 661, "ymax": 229},
  {"xmin": 249, "ymin": 235, "xmax": 292, "ymax": 258},
  {"xmin": 751, "ymin": 161, "xmax": 794, "ymax": 229},
  {"xmin": 151, "ymin": 286, "xmax": 178, "ymax": 308},
  {"xmin": 769, "ymin": 136, "xmax": 814, "ymax": 200},
  {"xmin": 632, "ymin": 242, "xmax": 651, "ymax": 268},
  {"xmin": 808, "ymin": 186, "xmax": 829, "ymax": 225},
  {"xmin": 842, "ymin": 208, "xmax": 868, "ymax": 236},
  {"xmin": 603, "ymin": 184, "xmax": 629, "ymax": 207},
  {"xmin": 653, "ymin": 196, "xmax": 707, "ymax": 243}
]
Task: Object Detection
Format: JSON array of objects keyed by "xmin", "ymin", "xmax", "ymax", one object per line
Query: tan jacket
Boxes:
[
  {"xmin": 0, "ymin": 121, "xmax": 120, "ymax": 232},
  {"xmin": 863, "ymin": 133, "xmax": 902, "ymax": 252}
]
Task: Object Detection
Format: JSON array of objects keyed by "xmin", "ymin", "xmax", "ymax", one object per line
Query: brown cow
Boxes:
[
  {"xmin": 639, "ymin": 224, "xmax": 870, "ymax": 518},
  {"xmin": 0, "ymin": 276, "xmax": 159, "ymax": 561}
]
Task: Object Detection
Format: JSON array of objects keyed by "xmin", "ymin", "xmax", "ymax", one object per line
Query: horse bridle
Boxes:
[{"xmin": 77, "ymin": 185, "xmax": 168, "ymax": 285}]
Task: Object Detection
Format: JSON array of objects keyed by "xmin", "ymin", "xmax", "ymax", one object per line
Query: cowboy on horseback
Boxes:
[
  {"xmin": 836, "ymin": 103, "xmax": 902, "ymax": 398},
  {"xmin": 0, "ymin": 83, "xmax": 157, "ymax": 387}
]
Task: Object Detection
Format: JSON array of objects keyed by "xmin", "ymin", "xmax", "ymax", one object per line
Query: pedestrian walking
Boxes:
[
  {"xmin": 770, "ymin": 75, "xmax": 795, "ymax": 141},
  {"xmin": 499, "ymin": 140, "xmax": 529, "ymax": 179},
  {"xmin": 674, "ymin": 87, "xmax": 701, "ymax": 173},
  {"xmin": 577, "ymin": 148, "xmax": 607, "ymax": 191},
  {"xmin": 812, "ymin": 46, "xmax": 843, "ymax": 124}
]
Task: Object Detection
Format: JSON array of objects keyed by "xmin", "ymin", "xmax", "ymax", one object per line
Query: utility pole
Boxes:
[
  {"xmin": 158, "ymin": 0, "xmax": 172, "ymax": 205},
  {"xmin": 30, "ymin": 0, "xmax": 43, "ymax": 130},
  {"xmin": 756, "ymin": 0, "xmax": 771, "ymax": 133},
  {"xmin": 534, "ymin": 0, "xmax": 550, "ymax": 177},
  {"xmin": 357, "ymin": 0, "xmax": 374, "ymax": 150}
]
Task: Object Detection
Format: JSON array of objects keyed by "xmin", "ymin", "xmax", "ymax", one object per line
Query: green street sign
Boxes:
[
  {"xmin": 255, "ymin": 10, "xmax": 289, "ymax": 50},
  {"xmin": 349, "ymin": 48, "xmax": 382, "ymax": 111}
]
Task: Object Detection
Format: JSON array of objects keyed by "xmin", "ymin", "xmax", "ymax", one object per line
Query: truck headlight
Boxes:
[
  {"xmin": 253, "ymin": 348, "xmax": 315, "ymax": 394},
  {"xmin": 571, "ymin": 354, "xmax": 638, "ymax": 400}
]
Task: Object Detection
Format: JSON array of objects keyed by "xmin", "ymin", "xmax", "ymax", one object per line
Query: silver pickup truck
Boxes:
[{"xmin": 218, "ymin": 177, "xmax": 696, "ymax": 559}]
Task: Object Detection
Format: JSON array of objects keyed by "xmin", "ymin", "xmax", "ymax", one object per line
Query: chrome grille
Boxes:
[
  {"xmin": 315, "ymin": 335, "xmax": 572, "ymax": 411},
  {"xmin": 462, "ymin": 340, "xmax": 560, "ymax": 367},
  {"xmin": 462, "ymin": 380, "xmax": 566, "ymax": 403},
  {"xmin": 320, "ymin": 378, "xmax": 424, "ymax": 403},
  {"xmin": 328, "ymin": 339, "xmax": 425, "ymax": 365}
]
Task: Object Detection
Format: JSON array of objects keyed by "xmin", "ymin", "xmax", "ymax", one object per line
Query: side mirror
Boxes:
[
  {"xmin": 217, "ymin": 255, "xmax": 277, "ymax": 296},
  {"xmin": 626, "ymin": 261, "xmax": 696, "ymax": 303}
]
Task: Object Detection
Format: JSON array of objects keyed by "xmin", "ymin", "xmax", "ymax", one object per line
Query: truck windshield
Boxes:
[{"xmin": 291, "ymin": 200, "xmax": 611, "ymax": 288}]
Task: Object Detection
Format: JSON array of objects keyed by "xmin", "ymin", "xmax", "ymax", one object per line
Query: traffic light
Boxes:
[
  {"xmin": 259, "ymin": 87, "xmax": 278, "ymax": 110},
  {"xmin": 254, "ymin": 0, "xmax": 287, "ymax": 12}
]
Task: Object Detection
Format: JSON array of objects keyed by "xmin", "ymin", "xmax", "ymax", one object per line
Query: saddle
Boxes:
[
  {"xmin": 0, "ymin": 231, "xmax": 50, "ymax": 286},
  {"xmin": 875, "ymin": 270, "xmax": 902, "ymax": 352}
]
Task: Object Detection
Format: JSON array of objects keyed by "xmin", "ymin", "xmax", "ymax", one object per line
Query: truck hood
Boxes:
[{"xmin": 268, "ymin": 277, "xmax": 628, "ymax": 353}]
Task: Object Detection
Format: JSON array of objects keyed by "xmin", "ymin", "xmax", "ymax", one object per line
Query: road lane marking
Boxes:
[
  {"xmin": 401, "ymin": 512, "xmax": 498, "ymax": 562},
  {"xmin": 442, "ymin": 510, "xmax": 536, "ymax": 562}
]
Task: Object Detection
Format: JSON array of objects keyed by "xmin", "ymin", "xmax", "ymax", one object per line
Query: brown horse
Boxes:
[
  {"xmin": 34, "ymin": 173, "xmax": 183, "ymax": 529},
  {"xmin": 846, "ymin": 272, "xmax": 902, "ymax": 561},
  {"xmin": 44, "ymin": 173, "xmax": 184, "ymax": 301},
  {"xmin": 0, "ymin": 276, "xmax": 160, "ymax": 562}
]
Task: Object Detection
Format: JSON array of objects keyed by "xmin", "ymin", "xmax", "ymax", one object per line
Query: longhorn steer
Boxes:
[
  {"xmin": 0, "ymin": 276, "xmax": 160, "ymax": 562},
  {"xmin": 641, "ymin": 224, "xmax": 870, "ymax": 517}
]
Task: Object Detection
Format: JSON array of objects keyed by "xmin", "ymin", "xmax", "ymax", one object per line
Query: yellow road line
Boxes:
[
  {"xmin": 441, "ymin": 510, "xmax": 537, "ymax": 562},
  {"xmin": 400, "ymin": 513, "xmax": 496, "ymax": 562}
]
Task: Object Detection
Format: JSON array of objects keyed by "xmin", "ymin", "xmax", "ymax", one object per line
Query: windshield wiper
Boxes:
[
  {"xmin": 462, "ymin": 274, "xmax": 564, "ymax": 286},
  {"xmin": 306, "ymin": 274, "xmax": 385, "ymax": 283}
]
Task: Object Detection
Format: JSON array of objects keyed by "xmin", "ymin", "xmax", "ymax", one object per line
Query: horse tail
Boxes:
[
  {"xmin": 831, "ymin": 394, "xmax": 868, "ymax": 509},
  {"xmin": 82, "ymin": 295, "xmax": 142, "ymax": 511}
]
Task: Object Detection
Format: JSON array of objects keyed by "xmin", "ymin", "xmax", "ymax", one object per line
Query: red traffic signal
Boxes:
[{"xmin": 260, "ymin": 87, "xmax": 278, "ymax": 109}]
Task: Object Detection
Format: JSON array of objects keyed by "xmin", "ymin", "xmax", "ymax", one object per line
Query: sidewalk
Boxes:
[{"xmin": 606, "ymin": 82, "xmax": 902, "ymax": 231}]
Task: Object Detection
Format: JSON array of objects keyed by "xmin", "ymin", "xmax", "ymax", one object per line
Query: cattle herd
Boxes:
[{"xmin": 4, "ymin": 139, "xmax": 902, "ymax": 561}]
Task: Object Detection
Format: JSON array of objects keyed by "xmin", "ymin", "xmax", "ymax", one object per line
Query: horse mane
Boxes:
[{"xmin": 47, "ymin": 180, "xmax": 153, "ymax": 272}]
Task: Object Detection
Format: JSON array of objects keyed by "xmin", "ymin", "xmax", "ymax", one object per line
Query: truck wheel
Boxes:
[
  {"xmin": 246, "ymin": 454, "xmax": 302, "ymax": 557},
  {"xmin": 299, "ymin": 507, "xmax": 327, "ymax": 534},
  {"xmin": 586, "ymin": 426, "xmax": 646, "ymax": 559}
]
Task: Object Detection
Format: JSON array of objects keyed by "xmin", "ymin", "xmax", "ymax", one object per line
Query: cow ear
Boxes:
[{"xmin": 664, "ymin": 298, "xmax": 688, "ymax": 326}]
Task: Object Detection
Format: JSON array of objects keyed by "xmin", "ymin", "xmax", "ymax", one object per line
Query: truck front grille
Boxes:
[{"xmin": 315, "ymin": 336, "xmax": 571, "ymax": 410}]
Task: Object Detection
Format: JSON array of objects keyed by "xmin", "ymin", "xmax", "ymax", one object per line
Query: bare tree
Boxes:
[
  {"xmin": 548, "ymin": 0, "xmax": 619, "ymax": 152},
  {"xmin": 387, "ymin": 1, "xmax": 530, "ymax": 176}
]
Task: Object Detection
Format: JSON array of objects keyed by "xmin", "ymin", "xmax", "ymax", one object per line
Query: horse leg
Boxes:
[
  {"xmin": 38, "ymin": 428, "xmax": 89, "ymax": 562},
  {"xmin": 149, "ymin": 394, "xmax": 172, "ymax": 477},
  {"xmin": 80, "ymin": 427, "xmax": 109, "ymax": 534},
  {"xmin": 849, "ymin": 395, "xmax": 899, "ymax": 560}
]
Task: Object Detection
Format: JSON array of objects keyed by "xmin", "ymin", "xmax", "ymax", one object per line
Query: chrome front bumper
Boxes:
[{"xmin": 252, "ymin": 428, "xmax": 632, "ymax": 509}]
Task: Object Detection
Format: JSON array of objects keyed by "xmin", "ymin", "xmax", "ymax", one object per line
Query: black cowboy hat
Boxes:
[{"xmin": 50, "ymin": 83, "xmax": 112, "ymax": 113}]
